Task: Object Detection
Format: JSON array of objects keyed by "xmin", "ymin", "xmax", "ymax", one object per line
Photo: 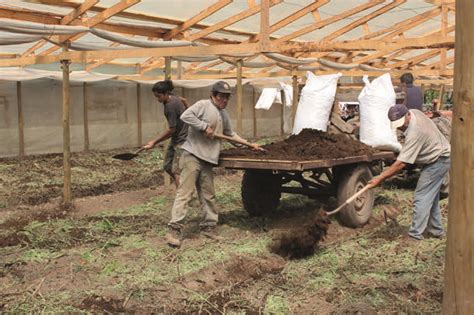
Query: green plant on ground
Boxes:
[{"xmin": 264, "ymin": 295, "xmax": 290, "ymax": 315}]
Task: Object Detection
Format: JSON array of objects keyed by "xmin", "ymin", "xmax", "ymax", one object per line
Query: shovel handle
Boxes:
[
  {"xmin": 214, "ymin": 133, "xmax": 265, "ymax": 151},
  {"xmin": 326, "ymin": 184, "xmax": 371, "ymax": 216},
  {"xmin": 134, "ymin": 147, "xmax": 146, "ymax": 155}
]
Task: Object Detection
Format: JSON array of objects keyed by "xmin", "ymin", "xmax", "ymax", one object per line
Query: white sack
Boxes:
[
  {"xmin": 292, "ymin": 72, "xmax": 341, "ymax": 134},
  {"xmin": 358, "ymin": 73, "xmax": 402, "ymax": 152},
  {"xmin": 255, "ymin": 88, "xmax": 279, "ymax": 110}
]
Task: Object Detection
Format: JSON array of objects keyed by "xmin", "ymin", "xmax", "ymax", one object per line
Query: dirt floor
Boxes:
[
  {"xmin": 0, "ymin": 148, "xmax": 447, "ymax": 313},
  {"xmin": 222, "ymin": 129, "xmax": 377, "ymax": 160}
]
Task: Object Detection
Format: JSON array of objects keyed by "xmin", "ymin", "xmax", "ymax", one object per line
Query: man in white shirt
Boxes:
[{"xmin": 368, "ymin": 104, "xmax": 451, "ymax": 240}]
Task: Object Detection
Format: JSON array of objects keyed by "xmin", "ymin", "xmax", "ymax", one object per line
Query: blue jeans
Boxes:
[{"xmin": 409, "ymin": 157, "xmax": 450, "ymax": 240}]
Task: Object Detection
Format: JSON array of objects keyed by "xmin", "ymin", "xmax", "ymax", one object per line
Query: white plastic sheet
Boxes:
[
  {"xmin": 292, "ymin": 72, "xmax": 341, "ymax": 134},
  {"xmin": 255, "ymin": 88, "xmax": 279, "ymax": 110},
  {"xmin": 358, "ymin": 73, "xmax": 401, "ymax": 152},
  {"xmin": 279, "ymin": 82, "xmax": 293, "ymax": 106}
]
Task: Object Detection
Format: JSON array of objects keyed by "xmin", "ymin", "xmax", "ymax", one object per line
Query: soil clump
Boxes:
[
  {"xmin": 222, "ymin": 129, "xmax": 377, "ymax": 160},
  {"xmin": 270, "ymin": 211, "xmax": 331, "ymax": 259}
]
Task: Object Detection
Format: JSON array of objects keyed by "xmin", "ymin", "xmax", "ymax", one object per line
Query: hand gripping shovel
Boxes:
[
  {"xmin": 112, "ymin": 147, "xmax": 146, "ymax": 161},
  {"xmin": 214, "ymin": 133, "xmax": 266, "ymax": 152}
]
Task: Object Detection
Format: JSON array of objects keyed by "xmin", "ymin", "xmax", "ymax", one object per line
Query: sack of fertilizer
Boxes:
[
  {"xmin": 358, "ymin": 73, "xmax": 402, "ymax": 152},
  {"xmin": 292, "ymin": 72, "xmax": 342, "ymax": 134}
]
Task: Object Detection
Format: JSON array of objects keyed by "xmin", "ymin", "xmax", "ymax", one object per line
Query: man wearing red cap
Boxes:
[{"xmin": 368, "ymin": 104, "xmax": 451, "ymax": 240}]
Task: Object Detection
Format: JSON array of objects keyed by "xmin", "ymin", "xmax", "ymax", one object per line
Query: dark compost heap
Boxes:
[{"xmin": 221, "ymin": 129, "xmax": 377, "ymax": 160}]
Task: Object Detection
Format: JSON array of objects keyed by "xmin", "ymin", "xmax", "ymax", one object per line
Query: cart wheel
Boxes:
[
  {"xmin": 241, "ymin": 170, "xmax": 281, "ymax": 216},
  {"xmin": 336, "ymin": 165, "xmax": 374, "ymax": 228}
]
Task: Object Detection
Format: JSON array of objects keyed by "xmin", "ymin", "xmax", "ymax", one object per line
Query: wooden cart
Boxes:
[{"xmin": 219, "ymin": 151, "xmax": 395, "ymax": 227}]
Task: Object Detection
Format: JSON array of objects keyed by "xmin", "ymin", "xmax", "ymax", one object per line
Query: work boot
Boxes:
[
  {"xmin": 165, "ymin": 227, "xmax": 182, "ymax": 248},
  {"xmin": 200, "ymin": 226, "xmax": 223, "ymax": 241}
]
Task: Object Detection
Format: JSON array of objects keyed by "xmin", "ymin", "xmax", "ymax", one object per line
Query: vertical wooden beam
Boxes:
[
  {"xmin": 177, "ymin": 61, "xmax": 182, "ymax": 80},
  {"xmin": 291, "ymin": 70, "xmax": 299, "ymax": 131},
  {"xmin": 436, "ymin": 84, "xmax": 445, "ymax": 110},
  {"xmin": 236, "ymin": 59, "xmax": 243, "ymax": 134},
  {"xmin": 443, "ymin": 0, "xmax": 474, "ymax": 312},
  {"xmin": 165, "ymin": 57, "xmax": 172, "ymax": 80},
  {"xmin": 164, "ymin": 57, "xmax": 172, "ymax": 189},
  {"xmin": 260, "ymin": 0, "xmax": 270, "ymax": 51},
  {"xmin": 16, "ymin": 81, "xmax": 25, "ymax": 158},
  {"xmin": 440, "ymin": 4, "xmax": 448, "ymax": 75},
  {"xmin": 252, "ymin": 86, "xmax": 257, "ymax": 138},
  {"xmin": 280, "ymin": 90, "xmax": 284, "ymax": 135},
  {"xmin": 83, "ymin": 82, "xmax": 89, "ymax": 152},
  {"xmin": 136, "ymin": 83, "xmax": 142, "ymax": 146},
  {"xmin": 61, "ymin": 52, "xmax": 72, "ymax": 204}
]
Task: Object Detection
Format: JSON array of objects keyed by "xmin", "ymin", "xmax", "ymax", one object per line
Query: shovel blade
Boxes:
[{"xmin": 112, "ymin": 153, "xmax": 138, "ymax": 160}]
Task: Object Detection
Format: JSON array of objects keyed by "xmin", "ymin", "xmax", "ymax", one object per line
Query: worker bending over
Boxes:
[
  {"xmin": 165, "ymin": 81, "xmax": 262, "ymax": 247},
  {"xmin": 368, "ymin": 104, "xmax": 451, "ymax": 240}
]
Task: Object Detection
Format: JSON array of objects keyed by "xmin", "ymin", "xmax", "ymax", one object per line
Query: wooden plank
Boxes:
[
  {"xmin": 40, "ymin": 0, "xmax": 141, "ymax": 56},
  {"xmin": 186, "ymin": 0, "xmax": 282, "ymax": 41},
  {"xmin": 259, "ymin": 0, "xmax": 270, "ymax": 51},
  {"xmin": 321, "ymin": 0, "xmax": 406, "ymax": 42},
  {"xmin": 436, "ymin": 84, "xmax": 445, "ymax": 110},
  {"xmin": 275, "ymin": 0, "xmax": 384, "ymax": 44},
  {"xmin": 280, "ymin": 90, "xmax": 284, "ymax": 135},
  {"xmin": 61, "ymin": 56, "xmax": 72, "ymax": 204},
  {"xmin": 236, "ymin": 59, "xmax": 243, "ymax": 134},
  {"xmin": 16, "ymin": 82, "xmax": 24, "ymax": 157},
  {"xmin": 291, "ymin": 72, "xmax": 298, "ymax": 131},
  {"xmin": 83, "ymin": 82, "xmax": 89, "ymax": 151},
  {"xmin": 163, "ymin": 0, "xmax": 232, "ymax": 40},
  {"xmin": 0, "ymin": 7, "xmax": 59, "ymax": 24},
  {"xmin": 252, "ymin": 87, "xmax": 257, "ymax": 138},
  {"xmin": 136, "ymin": 83, "xmax": 142, "ymax": 146},
  {"xmin": 443, "ymin": 0, "xmax": 474, "ymax": 312}
]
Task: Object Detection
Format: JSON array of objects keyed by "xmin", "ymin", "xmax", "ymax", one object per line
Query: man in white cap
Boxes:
[
  {"xmin": 165, "ymin": 81, "xmax": 262, "ymax": 247},
  {"xmin": 368, "ymin": 104, "xmax": 451, "ymax": 240}
]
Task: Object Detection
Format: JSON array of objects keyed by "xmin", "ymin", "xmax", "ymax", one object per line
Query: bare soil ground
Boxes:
[{"xmin": 0, "ymin": 147, "xmax": 447, "ymax": 313}]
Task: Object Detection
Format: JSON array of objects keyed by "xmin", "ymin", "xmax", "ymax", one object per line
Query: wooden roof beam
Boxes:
[
  {"xmin": 163, "ymin": 0, "xmax": 232, "ymax": 40},
  {"xmin": 321, "ymin": 0, "xmax": 406, "ymax": 42},
  {"xmin": 186, "ymin": 0, "xmax": 282, "ymax": 42},
  {"xmin": 21, "ymin": 0, "xmax": 99, "ymax": 57},
  {"xmin": 40, "ymin": 0, "xmax": 141, "ymax": 56},
  {"xmin": 275, "ymin": 0, "xmax": 384, "ymax": 44}
]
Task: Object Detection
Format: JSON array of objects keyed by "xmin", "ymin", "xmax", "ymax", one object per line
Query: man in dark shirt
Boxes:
[
  {"xmin": 398, "ymin": 72, "xmax": 424, "ymax": 111},
  {"xmin": 144, "ymin": 80, "xmax": 188, "ymax": 188}
]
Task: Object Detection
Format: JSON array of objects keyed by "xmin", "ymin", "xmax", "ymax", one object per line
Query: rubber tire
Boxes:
[
  {"xmin": 241, "ymin": 170, "xmax": 281, "ymax": 217},
  {"xmin": 336, "ymin": 165, "xmax": 374, "ymax": 228}
]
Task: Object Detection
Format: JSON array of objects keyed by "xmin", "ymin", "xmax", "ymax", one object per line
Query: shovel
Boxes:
[
  {"xmin": 112, "ymin": 147, "xmax": 146, "ymax": 161},
  {"xmin": 214, "ymin": 133, "xmax": 266, "ymax": 152},
  {"xmin": 326, "ymin": 184, "xmax": 371, "ymax": 216}
]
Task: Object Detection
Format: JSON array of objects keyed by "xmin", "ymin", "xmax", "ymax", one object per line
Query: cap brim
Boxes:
[{"xmin": 390, "ymin": 116, "xmax": 405, "ymax": 129}]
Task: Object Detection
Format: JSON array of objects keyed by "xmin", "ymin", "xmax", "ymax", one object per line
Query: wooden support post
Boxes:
[
  {"xmin": 260, "ymin": 0, "xmax": 270, "ymax": 51},
  {"xmin": 61, "ymin": 55, "xmax": 72, "ymax": 205},
  {"xmin": 164, "ymin": 57, "xmax": 171, "ymax": 189},
  {"xmin": 252, "ymin": 86, "xmax": 257, "ymax": 138},
  {"xmin": 16, "ymin": 81, "xmax": 24, "ymax": 157},
  {"xmin": 436, "ymin": 84, "xmax": 445, "ymax": 111},
  {"xmin": 164, "ymin": 57, "xmax": 172, "ymax": 81},
  {"xmin": 443, "ymin": 0, "xmax": 474, "ymax": 312},
  {"xmin": 291, "ymin": 71, "xmax": 299, "ymax": 131},
  {"xmin": 420, "ymin": 83, "xmax": 426, "ymax": 104},
  {"xmin": 136, "ymin": 83, "xmax": 142, "ymax": 146},
  {"xmin": 280, "ymin": 90, "xmax": 285, "ymax": 135},
  {"xmin": 83, "ymin": 82, "xmax": 89, "ymax": 152},
  {"xmin": 236, "ymin": 59, "xmax": 243, "ymax": 134},
  {"xmin": 177, "ymin": 61, "xmax": 182, "ymax": 80}
]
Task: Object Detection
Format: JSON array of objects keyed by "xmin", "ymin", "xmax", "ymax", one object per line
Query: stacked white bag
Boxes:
[
  {"xmin": 358, "ymin": 73, "xmax": 402, "ymax": 152},
  {"xmin": 292, "ymin": 72, "xmax": 342, "ymax": 134}
]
